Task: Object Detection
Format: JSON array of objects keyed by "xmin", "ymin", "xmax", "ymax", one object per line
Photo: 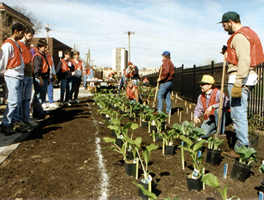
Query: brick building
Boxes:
[
  {"xmin": 32, "ymin": 37, "xmax": 72, "ymax": 67},
  {"xmin": 0, "ymin": 2, "xmax": 33, "ymax": 44}
]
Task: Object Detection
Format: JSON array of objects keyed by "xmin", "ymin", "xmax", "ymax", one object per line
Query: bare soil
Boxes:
[{"xmin": 0, "ymin": 98, "xmax": 263, "ymax": 200}]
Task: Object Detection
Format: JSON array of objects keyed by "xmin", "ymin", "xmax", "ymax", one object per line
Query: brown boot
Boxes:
[{"xmin": 221, "ymin": 150, "xmax": 240, "ymax": 159}]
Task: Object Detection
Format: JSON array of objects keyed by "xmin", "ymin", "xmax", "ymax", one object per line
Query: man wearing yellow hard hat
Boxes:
[{"xmin": 194, "ymin": 74, "xmax": 229, "ymax": 138}]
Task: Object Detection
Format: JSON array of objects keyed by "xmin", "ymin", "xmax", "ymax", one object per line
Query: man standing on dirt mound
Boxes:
[
  {"xmin": 0, "ymin": 23, "xmax": 27, "ymax": 135},
  {"xmin": 194, "ymin": 75, "xmax": 228, "ymax": 138},
  {"xmin": 157, "ymin": 51, "xmax": 175, "ymax": 114},
  {"xmin": 32, "ymin": 39, "xmax": 50, "ymax": 120},
  {"xmin": 18, "ymin": 27, "xmax": 38, "ymax": 128},
  {"xmin": 219, "ymin": 11, "xmax": 264, "ymax": 158}
]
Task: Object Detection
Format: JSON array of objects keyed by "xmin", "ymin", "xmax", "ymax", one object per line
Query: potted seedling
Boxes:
[
  {"xmin": 149, "ymin": 112, "xmax": 167, "ymax": 142},
  {"xmin": 104, "ymin": 122, "xmax": 139, "ymax": 177},
  {"xmin": 139, "ymin": 106, "xmax": 154, "ymax": 128},
  {"xmin": 179, "ymin": 135, "xmax": 206, "ymax": 191},
  {"xmin": 162, "ymin": 128, "xmax": 177, "ymax": 155},
  {"xmin": 123, "ymin": 136, "xmax": 142, "ymax": 178},
  {"xmin": 206, "ymin": 136, "xmax": 224, "ymax": 166},
  {"xmin": 230, "ymin": 146, "xmax": 256, "ymax": 182},
  {"xmin": 133, "ymin": 182, "xmax": 157, "ymax": 200},
  {"xmin": 202, "ymin": 173, "xmax": 240, "ymax": 200},
  {"xmin": 256, "ymin": 161, "xmax": 264, "ymax": 193},
  {"xmin": 136, "ymin": 143, "xmax": 159, "ymax": 199}
]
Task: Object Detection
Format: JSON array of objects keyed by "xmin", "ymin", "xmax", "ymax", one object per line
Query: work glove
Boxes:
[
  {"xmin": 231, "ymin": 84, "xmax": 242, "ymax": 98},
  {"xmin": 221, "ymin": 45, "xmax": 227, "ymax": 55}
]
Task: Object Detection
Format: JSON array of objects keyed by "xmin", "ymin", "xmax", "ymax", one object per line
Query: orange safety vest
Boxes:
[
  {"xmin": 227, "ymin": 26, "xmax": 264, "ymax": 67},
  {"xmin": 33, "ymin": 51, "xmax": 50, "ymax": 74},
  {"xmin": 17, "ymin": 41, "xmax": 32, "ymax": 65},
  {"xmin": 3, "ymin": 38, "xmax": 22, "ymax": 69},
  {"xmin": 126, "ymin": 85, "xmax": 137, "ymax": 100},
  {"xmin": 71, "ymin": 59, "xmax": 83, "ymax": 71},
  {"xmin": 201, "ymin": 88, "xmax": 218, "ymax": 120},
  {"xmin": 86, "ymin": 67, "xmax": 91, "ymax": 75},
  {"xmin": 46, "ymin": 54, "xmax": 54, "ymax": 68},
  {"xmin": 61, "ymin": 59, "xmax": 70, "ymax": 72}
]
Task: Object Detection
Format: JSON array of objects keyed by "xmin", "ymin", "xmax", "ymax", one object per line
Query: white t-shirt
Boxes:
[{"xmin": 0, "ymin": 39, "xmax": 24, "ymax": 79}]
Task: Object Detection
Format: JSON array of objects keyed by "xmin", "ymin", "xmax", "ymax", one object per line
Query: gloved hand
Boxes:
[
  {"xmin": 231, "ymin": 84, "xmax": 242, "ymax": 98},
  {"xmin": 221, "ymin": 45, "xmax": 227, "ymax": 55}
]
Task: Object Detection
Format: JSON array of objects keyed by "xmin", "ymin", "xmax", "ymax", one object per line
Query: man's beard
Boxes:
[{"xmin": 228, "ymin": 29, "xmax": 234, "ymax": 35}]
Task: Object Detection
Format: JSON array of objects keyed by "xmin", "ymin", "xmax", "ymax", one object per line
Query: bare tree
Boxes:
[{"xmin": 13, "ymin": 5, "xmax": 43, "ymax": 33}]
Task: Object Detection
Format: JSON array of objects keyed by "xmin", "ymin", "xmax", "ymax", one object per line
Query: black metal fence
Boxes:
[{"xmin": 146, "ymin": 62, "xmax": 264, "ymax": 118}]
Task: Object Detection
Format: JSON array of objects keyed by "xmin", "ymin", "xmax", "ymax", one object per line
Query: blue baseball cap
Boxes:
[{"xmin": 162, "ymin": 51, "xmax": 170, "ymax": 57}]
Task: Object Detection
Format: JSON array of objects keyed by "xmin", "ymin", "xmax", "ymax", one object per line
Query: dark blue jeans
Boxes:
[
  {"xmin": 32, "ymin": 78, "xmax": 46, "ymax": 119},
  {"xmin": 157, "ymin": 81, "xmax": 173, "ymax": 113}
]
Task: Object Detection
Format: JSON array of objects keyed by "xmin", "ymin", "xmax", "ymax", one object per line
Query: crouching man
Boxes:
[
  {"xmin": 126, "ymin": 79, "xmax": 139, "ymax": 102},
  {"xmin": 193, "ymin": 75, "xmax": 229, "ymax": 138}
]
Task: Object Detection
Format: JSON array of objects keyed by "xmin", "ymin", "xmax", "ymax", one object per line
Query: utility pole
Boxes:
[
  {"xmin": 86, "ymin": 48, "xmax": 91, "ymax": 66},
  {"xmin": 45, "ymin": 24, "xmax": 51, "ymax": 51},
  {"xmin": 125, "ymin": 31, "xmax": 135, "ymax": 61}
]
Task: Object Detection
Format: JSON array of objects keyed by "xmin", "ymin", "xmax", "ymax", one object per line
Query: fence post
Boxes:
[
  {"xmin": 181, "ymin": 64, "xmax": 184, "ymax": 96},
  {"xmin": 193, "ymin": 64, "xmax": 196, "ymax": 101},
  {"xmin": 211, "ymin": 60, "xmax": 214, "ymax": 75}
]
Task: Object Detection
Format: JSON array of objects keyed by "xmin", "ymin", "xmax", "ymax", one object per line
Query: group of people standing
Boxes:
[{"xmin": 0, "ymin": 23, "xmax": 87, "ymax": 136}]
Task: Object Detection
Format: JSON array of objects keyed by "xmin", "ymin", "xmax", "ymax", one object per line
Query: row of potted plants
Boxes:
[{"xmin": 94, "ymin": 91, "xmax": 257, "ymax": 199}]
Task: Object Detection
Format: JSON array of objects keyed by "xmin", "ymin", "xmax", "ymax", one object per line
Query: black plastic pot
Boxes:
[
  {"xmin": 115, "ymin": 138, "xmax": 123, "ymax": 148},
  {"xmin": 165, "ymin": 145, "xmax": 175, "ymax": 155},
  {"xmin": 186, "ymin": 176, "xmax": 203, "ymax": 191},
  {"xmin": 111, "ymin": 130, "xmax": 116, "ymax": 137},
  {"xmin": 141, "ymin": 121, "xmax": 148, "ymax": 128},
  {"xmin": 249, "ymin": 133, "xmax": 259, "ymax": 148},
  {"xmin": 206, "ymin": 149, "xmax": 222, "ymax": 166},
  {"xmin": 231, "ymin": 160, "xmax": 251, "ymax": 182},
  {"xmin": 125, "ymin": 162, "xmax": 136, "ymax": 177},
  {"xmin": 126, "ymin": 151, "xmax": 134, "ymax": 160},
  {"xmin": 150, "ymin": 125, "xmax": 157, "ymax": 132},
  {"xmin": 145, "ymin": 116, "xmax": 150, "ymax": 121},
  {"xmin": 138, "ymin": 182, "xmax": 151, "ymax": 200}
]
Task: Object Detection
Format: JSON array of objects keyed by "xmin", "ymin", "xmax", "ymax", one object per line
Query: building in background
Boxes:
[
  {"xmin": 112, "ymin": 48, "xmax": 128, "ymax": 74},
  {"xmin": 139, "ymin": 67, "xmax": 159, "ymax": 77},
  {"xmin": 32, "ymin": 37, "xmax": 72, "ymax": 67},
  {"xmin": 0, "ymin": 2, "xmax": 33, "ymax": 44}
]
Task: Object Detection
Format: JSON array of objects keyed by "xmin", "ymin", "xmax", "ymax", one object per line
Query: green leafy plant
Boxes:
[
  {"xmin": 202, "ymin": 173, "xmax": 240, "ymax": 200},
  {"xmin": 259, "ymin": 161, "xmax": 264, "ymax": 173},
  {"xmin": 235, "ymin": 146, "xmax": 256, "ymax": 166},
  {"xmin": 133, "ymin": 182, "xmax": 157, "ymax": 200},
  {"xmin": 208, "ymin": 136, "xmax": 224, "ymax": 150},
  {"xmin": 179, "ymin": 135, "xmax": 206, "ymax": 178},
  {"xmin": 104, "ymin": 119, "xmax": 139, "ymax": 161},
  {"xmin": 177, "ymin": 121, "xmax": 206, "ymax": 140}
]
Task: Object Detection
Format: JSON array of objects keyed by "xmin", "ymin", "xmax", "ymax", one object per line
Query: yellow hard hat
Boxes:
[{"xmin": 200, "ymin": 74, "xmax": 215, "ymax": 85}]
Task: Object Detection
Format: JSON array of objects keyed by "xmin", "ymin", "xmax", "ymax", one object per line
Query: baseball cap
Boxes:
[
  {"xmin": 200, "ymin": 75, "xmax": 215, "ymax": 85},
  {"xmin": 218, "ymin": 11, "xmax": 240, "ymax": 23},
  {"xmin": 162, "ymin": 51, "xmax": 170, "ymax": 57}
]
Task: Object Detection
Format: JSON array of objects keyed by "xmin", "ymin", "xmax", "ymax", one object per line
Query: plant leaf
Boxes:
[
  {"xmin": 146, "ymin": 144, "xmax": 159, "ymax": 152},
  {"xmin": 134, "ymin": 137, "xmax": 142, "ymax": 148},
  {"xmin": 202, "ymin": 173, "xmax": 220, "ymax": 188},
  {"xmin": 193, "ymin": 139, "xmax": 206, "ymax": 152},
  {"xmin": 103, "ymin": 137, "xmax": 116, "ymax": 143},
  {"xmin": 179, "ymin": 135, "xmax": 193, "ymax": 146},
  {"xmin": 131, "ymin": 123, "xmax": 139, "ymax": 130},
  {"xmin": 133, "ymin": 182, "xmax": 157, "ymax": 199}
]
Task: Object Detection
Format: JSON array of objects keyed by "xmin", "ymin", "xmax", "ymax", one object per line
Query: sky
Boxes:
[{"xmin": 4, "ymin": 0, "xmax": 264, "ymax": 68}]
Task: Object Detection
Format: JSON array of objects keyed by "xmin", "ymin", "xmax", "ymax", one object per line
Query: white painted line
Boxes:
[{"xmin": 93, "ymin": 119, "xmax": 109, "ymax": 200}]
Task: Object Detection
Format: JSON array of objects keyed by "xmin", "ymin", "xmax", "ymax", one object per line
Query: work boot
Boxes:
[
  {"xmin": 25, "ymin": 119, "xmax": 39, "ymax": 128},
  {"xmin": 13, "ymin": 121, "xmax": 32, "ymax": 133},
  {"xmin": 1, "ymin": 125, "xmax": 15, "ymax": 136},
  {"xmin": 221, "ymin": 150, "xmax": 240, "ymax": 159}
]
